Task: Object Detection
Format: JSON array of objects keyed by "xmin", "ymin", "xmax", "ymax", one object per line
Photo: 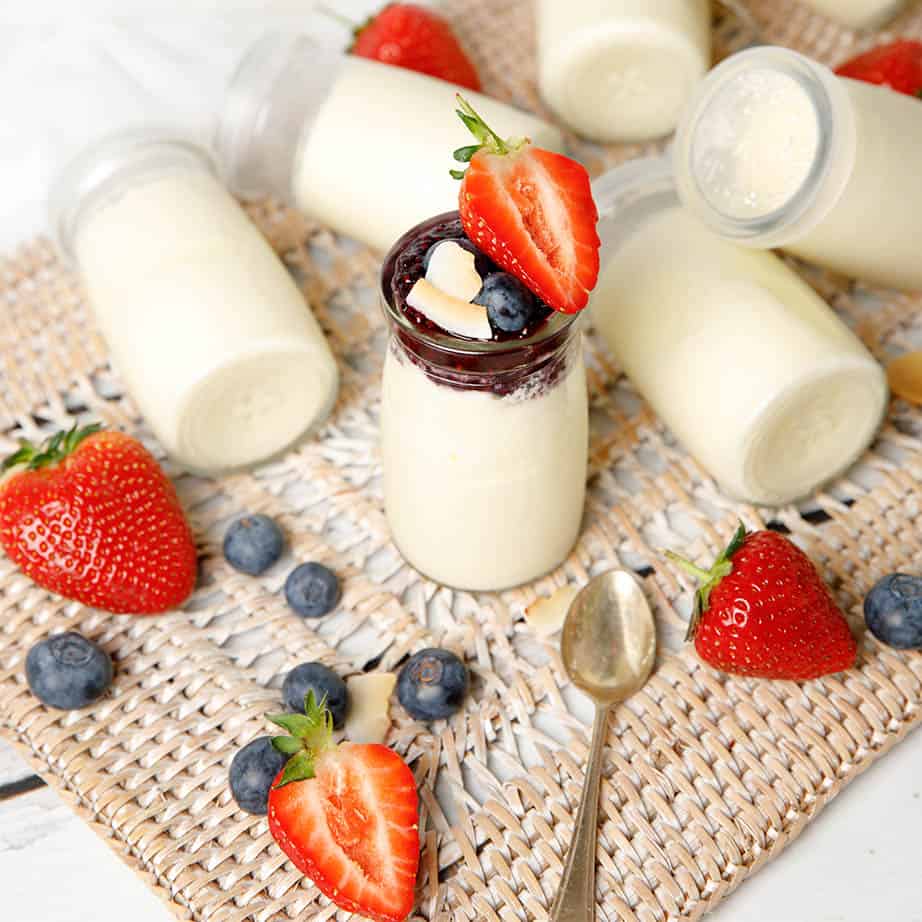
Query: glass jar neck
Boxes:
[{"xmin": 49, "ymin": 133, "xmax": 213, "ymax": 263}]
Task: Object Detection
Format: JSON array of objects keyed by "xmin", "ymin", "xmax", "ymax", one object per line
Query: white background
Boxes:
[{"xmin": 1, "ymin": 2, "xmax": 921, "ymax": 921}]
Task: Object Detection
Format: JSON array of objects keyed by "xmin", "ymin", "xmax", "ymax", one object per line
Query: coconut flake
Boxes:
[
  {"xmin": 407, "ymin": 279, "xmax": 492, "ymax": 340},
  {"xmin": 343, "ymin": 672, "xmax": 396, "ymax": 744},
  {"xmin": 425, "ymin": 240, "xmax": 483, "ymax": 302},
  {"xmin": 524, "ymin": 585, "xmax": 579, "ymax": 638}
]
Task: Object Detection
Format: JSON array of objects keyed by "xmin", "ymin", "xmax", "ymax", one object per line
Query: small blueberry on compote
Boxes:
[{"xmin": 475, "ymin": 272, "xmax": 538, "ymax": 334}]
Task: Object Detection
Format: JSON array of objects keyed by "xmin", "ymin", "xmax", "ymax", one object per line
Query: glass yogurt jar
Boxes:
[
  {"xmin": 214, "ymin": 33, "xmax": 565, "ymax": 253},
  {"xmin": 537, "ymin": 0, "xmax": 712, "ymax": 142},
  {"xmin": 49, "ymin": 132, "xmax": 339, "ymax": 474},
  {"xmin": 379, "ymin": 213, "xmax": 588, "ymax": 591},
  {"xmin": 591, "ymin": 157, "xmax": 887, "ymax": 506},
  {"xmin": 673, "ymin": 46, "xmax": 922, "ymax": 291}
]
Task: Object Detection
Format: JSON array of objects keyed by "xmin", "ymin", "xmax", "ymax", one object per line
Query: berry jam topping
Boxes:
[
  {"xmin": 389, "ymin": 213, "xmax": 551, "ymax": 342},
  {"xmin": 382, "ymin": 212, "xmax": 576, "ymax": 397}
]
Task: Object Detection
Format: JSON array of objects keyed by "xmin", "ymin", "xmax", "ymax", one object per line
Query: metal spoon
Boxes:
[{"xmin": 550, "ymin": 570, "xmax": 657, "ymax": 922}]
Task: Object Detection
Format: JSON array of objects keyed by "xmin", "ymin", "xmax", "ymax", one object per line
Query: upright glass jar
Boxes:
[
  {"xmin": 214, "ymin": 33, "xmax": 566, "ymax": 253},
  {"xmin": 798, "ymin": 0, "xmax": 906, "ymax": 29},
  {"xmin": 536, "ymin": 0, "xmax": 711, "ymax": 142},
  {"xmin": 673, "ymin": 46, "xmax": 922, "ymax": 291},
  {"xmin": 49, "ymin": 132, "xmax": 339, "ymax": 474},
  {"xmin": 591, "ymin": 157, "xmax": 887, "ymax": 506},
  {"xmin": 379, "ymin": 216, "xmax": 588, "ymax": 591}
]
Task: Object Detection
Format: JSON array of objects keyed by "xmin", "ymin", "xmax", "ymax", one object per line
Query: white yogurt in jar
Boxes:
[
  {"xmin": 381, "ymin": 344, "xmax": 587, "ymax": 590},
  {"xmin": 51, "ymin": 135, "xmax": 338, "ymax": 473},
  {"xmin": 674, "ymin": 46, "xmax": 922, "ymax": 291},
  {"xmin": 798, "ymin": 0, "xmax": 907, "ymax": 29},
  {"xmin": 216, "ymin": 35, "xmax": 565, "ymax": 252},
  {"xmin": 591, "ymin": 158, "xmax": 887, "ymax": 506},
  {"xmin": 537, "ymin": 0, "xmax": 711, "ymax": 142}
]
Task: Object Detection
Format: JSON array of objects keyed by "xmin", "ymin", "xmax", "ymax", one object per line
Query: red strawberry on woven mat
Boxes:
[
  {"xmin": 0, "ymin": 424, "xmax": 196, "ymax": 614},
  {"xmin": 350, "ymin": 3, "xmax": 481, "ymax": 91},
  {"xmin": 267, "ymin": 694, "xmax": 420, "ymax": 922},
  {"xmin": 666, "ymin": 524, "xmax": 857, "ymax": 681},
  {"xmin": 451, "ymin": 95, "xmax": 601, "ymax": 314},
  {"xmin": 836, "ymin": 40, "xmax": 922, "ymax": 97}
]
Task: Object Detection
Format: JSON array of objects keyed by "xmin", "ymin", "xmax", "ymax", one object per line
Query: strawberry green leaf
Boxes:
[
  {"xmin": 274, "ymin": 750, "xmax": 315, "ymax": 789},
  {"xmin": 271, "ymin": 736, "xmax": 304, "ymax": 756},
  {"xmin": 268, "ymin": 712, "xmax": 316, "ymax": 736},
  {"xmin": 2, "ymin": 422, "xmax": 104, "ymax": 472},
  {"xmin": 449, "ymin": 168, "xmax": 467, "ymax": 181},
  {"xmin": 453, "ymin": 144, "xmax": 480, "ymax": 164}
]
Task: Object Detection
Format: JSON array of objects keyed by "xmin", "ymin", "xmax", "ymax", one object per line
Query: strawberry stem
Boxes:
[
  {"xmin": 450, "ymin": 94, "xmax": 528, "ymax": 179},
  {"xmin": 268, "ymin": 690, "xmax": 336, "ymax": 788},
  {"xmin": 663, "ymin": 523, "xmax": 749, "ymax": 642},
  {"xmin": 3, "ymin": 422, "xmax": 102, "ymax": 472}
]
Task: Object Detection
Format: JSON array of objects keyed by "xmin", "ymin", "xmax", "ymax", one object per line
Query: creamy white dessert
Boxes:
[
  {"xmin": 215, "ymin": 35, "xmax": 565, "ymax": 253},
  {"xmin": 674, "ymin": 46, "xmax": 922, "ymax": 291},
  {"xmin": 51, "ymin": 136, "xmax": 338, "ymax": 473},
  {"xmin": 591, "ymin": 158, "xmax": 887, "ymax": 506},
  {"xmin": 799, "ymin": 0, "xmax": 906, "ymax": 28},
  {"xmin": 537, "ymin": 0, "xmax": 711, "ymax": 142},
  {"xmin": 380, "ymin": 214, "xmax": 587, "ymax": 591}
]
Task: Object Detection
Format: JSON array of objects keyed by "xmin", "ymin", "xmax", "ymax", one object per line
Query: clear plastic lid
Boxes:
[
  {"xmin": 213, "ymin": 32, "xmax": 344, "ymax": 202},
  {"xmin": 48, "ymin": 130, "xmax": 212, "ymax": 262}
]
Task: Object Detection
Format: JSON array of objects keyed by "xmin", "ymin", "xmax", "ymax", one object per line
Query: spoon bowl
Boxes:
[{"xmin": 561, "ymin": 569, "xmax": 657, "ymax": 702}]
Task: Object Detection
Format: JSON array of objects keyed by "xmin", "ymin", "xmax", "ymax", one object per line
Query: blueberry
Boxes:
[
  {"xmin": 864, "ymin": 573, "xmax": 922, "ymax": 650},
  {"xmin": 397, "ymin": 648, "xmax": 468, "ymax": 721},
  {"xmin": 474, "ymin": 272, "xmax": 538, "ymax": 334},
  {"xmin": 229, "ymin": 737, "xmax": 289, "ymax": 815},
  {"xmin": 423, "ymin": 237, "xmax": 492, "ymax": 279},
  {"xmin": 223, "ymin": 514, "xmax": 284, "ymax": 576},
  {"xmin": 26, "ymin": 632, "xmax": 113, "ymax": 711},
  {"xmin": 285, "ymin": 562, "xmax": 341, "ymax": 618},
  {"xmin": 282, "ymin": 662, "xmax": 348, "ymax": 728}
]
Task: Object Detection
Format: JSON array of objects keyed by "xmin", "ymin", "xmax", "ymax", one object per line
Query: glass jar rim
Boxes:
[
  {"xmin": 673, "ymin": 46, "xmax": 844, "ymax": 243},
  {"xmin": 48, "ymin": 130, "xmax": 214, "ymax": 262},
  {"xmin": 379, "ymin": 211, "xmax": 578, "ymax": 359}
]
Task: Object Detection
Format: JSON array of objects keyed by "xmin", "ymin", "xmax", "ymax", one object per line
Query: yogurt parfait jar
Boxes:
[
  {"xmin": 591, "ymin": 157, "xmax": 887, "ymax": 506},
  {"xmin": 536, "ymin": 0, "xmax": 712, "ymax": 141},
  {"xmin": 49, "ymin": 132, "xmax": 339, "ymax": 474},
  {"xmin": 214, "ymin": 33, "xmax": 565, "ymax": 253},
  {"xmin": 798, "ymin": 0, "xmax": 907, "ymax": 29},
  {"xmin": 673, "ymin": 46, "xmax": 922, "ymax": 291},
  {"xmin": 379, "ymin": 213, "xmax": 587, "ymax": 591}
]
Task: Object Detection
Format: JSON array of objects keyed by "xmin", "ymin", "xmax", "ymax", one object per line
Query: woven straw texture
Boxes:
[{"xmin": 2, "ymin": 1, "xmax": 922, "ymax": 920}]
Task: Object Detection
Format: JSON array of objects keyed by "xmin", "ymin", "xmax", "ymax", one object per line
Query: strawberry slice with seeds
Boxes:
[
  {"xmin": 267, "ymin": 694, "xmax": 419, "ymax": 922},
  {"xmin": 452, "ymin": 96, "xmax": 600, "ymax": 314}
]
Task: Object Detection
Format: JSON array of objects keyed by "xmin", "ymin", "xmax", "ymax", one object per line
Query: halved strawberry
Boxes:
[
  {"xmin": 267, "ymin": 695, "xmax": 419, "ymax": 922},
  {"xmin": 452, "ymin": 96, "xmax": 600, "ymax": 314}
]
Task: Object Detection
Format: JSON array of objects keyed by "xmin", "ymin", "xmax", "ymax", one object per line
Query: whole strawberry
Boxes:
[
  {"xmin": 0, "ymin": 424, "xmax": 196, "ymax": 614},
  {"xmin": 452, "ymin": 96, "xmax": 600, "ymax": 313},
  {"xmin": 666, "ymin": 525, "xmax": 857, "ymax": 681},
  {"xmin": 267, "ymin": 694, "xmax": 419, "ymax": 922},
  {"xmin": 351, "ymin": 3, "xmax": 481, "ymax": 92},
  {"xmin": 836, "ymin": 40, "xmax": 922, "ymax": 97}
]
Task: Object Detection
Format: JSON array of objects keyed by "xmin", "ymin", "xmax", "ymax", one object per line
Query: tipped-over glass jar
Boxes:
[
  {"xmin": 214, "ymin": 33, "xmax": 566, "ymax": 253},
  {"xmin": 49, "ymin": 132, "xmax": 339, "ymax": 474},
  {"xmin": 590, "ymin": 157, "xmax": 887, "ymax": 506},
  {"xmin": 536, "ymin": 0, "xmax": 711, "ymax": 142},
  {"xmin": 673, "ymin": 46, "xmax": 922, "ymax": 291},
  {"xmin": 379, "ymin": 214, "xmax": 588, "ymax": 591}
]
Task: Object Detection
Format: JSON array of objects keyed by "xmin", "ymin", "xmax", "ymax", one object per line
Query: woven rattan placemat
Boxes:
[{"xmin": 2, "ymin": 1, "xmax": 922, "ymax": 920}]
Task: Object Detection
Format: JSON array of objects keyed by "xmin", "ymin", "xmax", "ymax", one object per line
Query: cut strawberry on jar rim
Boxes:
[{"xmin": 452, "ymin": 95, "xmax": 600, "ymax": 314}]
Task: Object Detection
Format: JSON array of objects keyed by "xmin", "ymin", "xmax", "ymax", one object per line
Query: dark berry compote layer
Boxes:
[{"xmin": 381, "ymin": 212, "xmax": 576, "ymax": 397}]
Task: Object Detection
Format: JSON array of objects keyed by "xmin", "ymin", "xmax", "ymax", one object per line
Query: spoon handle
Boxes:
[{"xmin": 550, "ymin": 703, "xmax": 611, "ymax": 922}]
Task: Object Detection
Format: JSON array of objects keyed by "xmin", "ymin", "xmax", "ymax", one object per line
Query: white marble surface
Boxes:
[{"xmin": 2, "ymin": 2, "xmax": 922, "ymax": 920}]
